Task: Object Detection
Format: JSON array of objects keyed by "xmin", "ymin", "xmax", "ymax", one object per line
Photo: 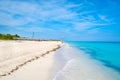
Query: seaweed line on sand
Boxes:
[{"xmin": 0, "ymin": 45, "xmax": 61, "ymax": 77}]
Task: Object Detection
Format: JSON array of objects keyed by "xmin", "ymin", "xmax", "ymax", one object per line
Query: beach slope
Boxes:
[{"xmin": 0, "ymin": 41, "xmax": 62, "ymax": 80}]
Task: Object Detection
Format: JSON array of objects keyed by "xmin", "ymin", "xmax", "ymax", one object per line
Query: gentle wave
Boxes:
[{"xmin": 52, "ymin": 44, "xmax": 120, "ymax": 80}]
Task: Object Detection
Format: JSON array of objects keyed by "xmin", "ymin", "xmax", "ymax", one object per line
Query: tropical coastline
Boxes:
[
  {"xmin": 0, "ymin": 41, "xmax": 120, "ymax": 80},
  {"xmin": 0, "ymin": 0, "xmax": 120, "ymax": 80}
]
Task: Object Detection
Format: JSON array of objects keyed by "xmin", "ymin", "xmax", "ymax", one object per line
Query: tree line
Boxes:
[{"xmin": 0, "ymin": 33, "xmax": 20, "ymax": 40}]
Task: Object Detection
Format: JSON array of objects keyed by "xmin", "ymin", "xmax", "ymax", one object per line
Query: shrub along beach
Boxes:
[
  {"xmin": 0, "ymin": 0, "xmax": 120, "ymax": 79},
  {"xmin": 0, "ymin": 34, "xmax": 120, "ymax": 80},
  {"xmin": 0, "ymin": 33, "xmax": 63, "ymax": 80},
  {"xmin": 0, "ymin": 33, "xmax": 20, "ymax": 40}
]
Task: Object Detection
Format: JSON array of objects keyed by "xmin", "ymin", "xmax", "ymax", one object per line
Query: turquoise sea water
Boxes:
[
  {"xmin": 67, "ymin": 41, "xmax": 120, "ymax": 72},
  {"xmin": 53, "ymin": 41, "xmax": 120, "ymax": 80}
]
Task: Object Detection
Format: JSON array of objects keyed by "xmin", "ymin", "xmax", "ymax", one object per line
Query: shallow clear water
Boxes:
[
  {"xmin": 53, "ymin": 42, "xmax": 120, "ymax": 80},
  {"xmin": 67, "ymin": 41, "xmax": 120, "ymax": 72}
]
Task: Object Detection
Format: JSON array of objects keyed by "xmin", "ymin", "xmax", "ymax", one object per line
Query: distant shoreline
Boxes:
[{"xmin": 14, "ymin": 38, "xmax": 62, "ymax": 41}]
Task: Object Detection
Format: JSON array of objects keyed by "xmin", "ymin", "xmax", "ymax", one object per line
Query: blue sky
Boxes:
[{"xmin": 0, "ymin": 0, "xmax": 120, "ymax": 41}]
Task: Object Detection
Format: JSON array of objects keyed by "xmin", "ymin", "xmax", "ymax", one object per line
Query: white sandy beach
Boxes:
[
  {"xmin": 0, "ymin": 41, "xmax": 120, "ymax": 80},
  {"xmin": 0, "ymin": 40, "xmax": 62, "ymax": 80}
]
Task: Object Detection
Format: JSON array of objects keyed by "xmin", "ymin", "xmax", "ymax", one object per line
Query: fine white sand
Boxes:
[
  {"xmin": 1, "ymin": 52, "xmax": 58, "ymax": 80},
  {"xmin": 0, "ymin": 40, "xmax": 62, "ymax": 80},
  {"xmin": 1, "ymin": 41, "xmax": 120, "ymax": 80}
]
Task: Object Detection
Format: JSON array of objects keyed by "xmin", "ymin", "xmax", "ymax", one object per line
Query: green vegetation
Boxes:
[{"xmin": 0, "ymin": 33, "xmax": 20, "ymax": 40}]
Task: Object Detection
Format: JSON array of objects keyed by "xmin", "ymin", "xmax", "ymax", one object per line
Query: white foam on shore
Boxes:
[{"xmin": 52, "ymin": 44, "xmax": 120, "ymax": 80}]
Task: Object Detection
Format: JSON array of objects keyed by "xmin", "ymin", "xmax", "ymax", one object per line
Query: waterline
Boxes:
[{"xmin": 52, "ymin": 43, "xmax": 120, "ymax": 80}]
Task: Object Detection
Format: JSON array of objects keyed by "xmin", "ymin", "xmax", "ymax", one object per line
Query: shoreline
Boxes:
[
  {"xmin": 1, "ymin": 42, "xmax": 120, "ymax": 80},
  {"xmin": 52, "ymin": 44, "xmax": 120, "ymax": 80},
  {"xmin": 0, "ymin": 41, "xmax": 63, "ymax": 79}
]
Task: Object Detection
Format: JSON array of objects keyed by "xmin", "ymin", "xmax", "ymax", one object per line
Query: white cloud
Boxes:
[
  {"xmin": 0, "ymin": 0, "xmax": 81, "ymax": 26},
  {"xmin": 74, "ymin": 21, "xmax": 111, "ymax": 31},
  {"xmin": 17, "ymin": 26, "xmax": 55, "ymax": 33},
  {"xmin": 0, "ymin": 11, "xmax": 35, "ymax": 26},
  {"xmin": 0, "ymin": 0, "xmax": 113, "ymax": 31},
  {"xmin": 98, "ymin": 15, "xmax": 109, "ymax": 22}
]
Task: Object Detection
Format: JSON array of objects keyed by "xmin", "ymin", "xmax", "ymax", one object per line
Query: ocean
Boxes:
[
  {"xmin": 53, "ymin": 41, "xmax": 120, "ymax": 80},
  {"xmin": 67, "ymin": 41, "xmax": 120, "ymax": 72}
]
